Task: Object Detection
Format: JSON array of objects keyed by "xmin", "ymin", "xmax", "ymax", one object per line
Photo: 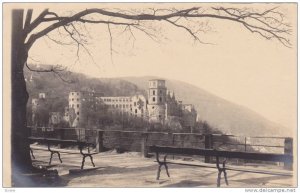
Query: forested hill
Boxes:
[
  {"xmin": 25, "ymin": 67, "xmax": 292, "ymax": 137},
  {"xmin": 25, "ymin": 67, "xmax": 145, "ymax": 100}
]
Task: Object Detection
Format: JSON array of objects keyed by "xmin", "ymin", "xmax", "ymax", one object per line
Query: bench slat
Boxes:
[
  {"xmin": 149, "ymin": 146, "xmax": 292, "ymax": 163},
  {"xmin": 28, "ymin": 137, "xmax": 94, "ymax": 146}
]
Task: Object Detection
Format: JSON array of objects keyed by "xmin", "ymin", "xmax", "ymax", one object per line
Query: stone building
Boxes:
[
  {"xmin": 67, "ymin": 91, "xmax": 101, "ymax": 127},
  {"xmin": 49, "ymin": 112, "xmax": 62, "ymax": 126},
  {"xmin": 98, "ymin": 94, "xmax": 148, "ymax": 119},
  {"xmin": 146, "ymin": 79, "xmax": 198, "ymax": 130},
  {"xmin": 31, "ymin": 92, "xmax": 47, "ymax": 126},
  {"xmin": 181, "ymin": 104, "xmax": 197, "ymax": 129},
  {"xmin": 147, "ymin": 79, "xmax": 167, "ymax": 123},
  {"xmin": 63, "ymin": 79, "xmax": 197, "ymax": 130},
  {"xmin": 68, "ymin": 91, "xmax": 82, "ymax": 127}
]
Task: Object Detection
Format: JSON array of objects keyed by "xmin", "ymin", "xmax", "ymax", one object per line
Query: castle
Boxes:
[{"xmin": 31, "ymin": 79, "xmax": 197, "ymax": 130}]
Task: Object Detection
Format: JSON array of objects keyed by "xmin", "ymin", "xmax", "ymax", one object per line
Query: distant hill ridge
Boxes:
[{"xmin": 25, "ymin": 68, "xmax": 291, "ymax": 137}]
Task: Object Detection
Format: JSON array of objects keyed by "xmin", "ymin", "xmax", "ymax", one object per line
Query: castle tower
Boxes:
[
  {"xmin": 147, "ymin": 79, "xmax": 167, "ymax": 123},
  {"xmin": 69, "ymin": 91, "xmax": 82, "ymax": 127}
]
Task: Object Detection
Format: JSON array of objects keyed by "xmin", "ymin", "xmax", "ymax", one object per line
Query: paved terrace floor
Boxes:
[{"xmin": 26, "ymin": 145, "xmax": 295, "ymax": 188}]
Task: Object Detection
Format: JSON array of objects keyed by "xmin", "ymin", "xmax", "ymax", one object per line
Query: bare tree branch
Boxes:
[
  {"xmin": 107, "ymin": 23, "xmax": 114, "ymax": 64},
  {"xmin": 24, "ymin": 9, "xmax": 33, "ymax": 30},
  {"xmin": 24, "ymin": 6, "xmax": 292, "ymax": 52},
  {"xmin": 45, "ymin": 34, "xmax": 74, "ymax": 46},
  {"xmin": 22, "ymin": 5, "xmax": 292, "ymax": 79},
  {"xmin": 25, "ymin": 62, "xmax": 66, "ymax": 73},
  {"xmin": 23, "ymin": 9, "xmax": 49, "ymax": 35},
  {"xmin": 212, "ymin": 7, "xmax": 291, "ymax": 47},
  {"xmin": 165, "ymin": 19, "xmax": 212, "ymax": 44}
]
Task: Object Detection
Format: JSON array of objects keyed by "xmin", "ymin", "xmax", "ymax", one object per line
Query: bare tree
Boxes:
[{"xmin": 11, "ymin": 5, "xmax": 291, "ymax": 185}]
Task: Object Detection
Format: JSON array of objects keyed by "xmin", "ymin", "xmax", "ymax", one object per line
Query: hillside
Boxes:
[
  {"xmin": 121, "ymin": 76, "xmax": 291, "ymax": 137},
  {"xmin": 25, "ymin": 68, "xmax": 291, "ymax": 137},
  {"xmin": 25, "ymin": 68, "xmax": 144, "ymax": 100}
]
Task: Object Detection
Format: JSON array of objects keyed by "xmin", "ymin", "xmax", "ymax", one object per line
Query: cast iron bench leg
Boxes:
[
  {"xmin": 81, "ymin": 156, "xmax": 86, "ymax": 169},
  {"xmin": 216, "ymin": 156, "xmax": 228, "ymax": 187},
  {"xmin": 57, "ymin": 151, "xmax": 62, "ymax": 163},
  {"xmin": 224, "ymin": 170, "xmax": 229, "ymax": 185},
  {"xmin": 30, "ymin": 148, "xmax": 35, "ymax": 159},
  {"xmin": 49, "ymin": 152, "xmax": 54, "ymax": 165},
  {"xmin": 81, "ymin": 154, "xmax": 96, "ymax": 169},
  {"xmin": 89, "ymin": 155, "xmax": 95, "ymax": 167},
  {"xmin": 156, "ymin": 164, "xmax": 162, "ymax": 180},
  {"xmin": 49, "ymin": 151, "xmax": 62, "ymax": 165},
  {"xmin": 156, "ymin": 153, "xmax": 170, "ymax": 180},
  {"xmin": 164, "ymin": 163, "xmax": 170, "ymax": 177},
  {"xmin": 217, "ymin": 171, "xmax": 222, "ymax": 187}
]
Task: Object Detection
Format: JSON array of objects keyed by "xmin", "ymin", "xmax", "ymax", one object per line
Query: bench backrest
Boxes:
[
  {"xmin": 149, "ymin": 146, "xmax": 293, "ymax": 163},
  {"xmin": 28, "ymin": 137, "xmax": 94, "ymax": 147}
]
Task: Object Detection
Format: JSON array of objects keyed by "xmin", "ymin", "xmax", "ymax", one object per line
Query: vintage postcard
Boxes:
[{"xmin": 2, "ymin": 2, "xmax": 297, "ymax": 190}]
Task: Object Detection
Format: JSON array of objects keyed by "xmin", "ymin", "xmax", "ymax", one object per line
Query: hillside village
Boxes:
[{"xmin": 30, "ymin": 79, "xmax": 198, "ymax": 132}]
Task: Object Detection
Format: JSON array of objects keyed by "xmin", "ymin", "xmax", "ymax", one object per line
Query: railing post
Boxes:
[
  {"xmin": 205, "ymin": 134, "xmax": 213, "ymax": 163},
  {"xmin": 172, "ymin": 133, "xmax": 175, "ymax": 160},
  {"xmin": 284, "ymin": 137, "xmax": 293, "ymax": 170},
  {"xmin": 244, "ymin": 137, "xmax": 247, "ymax": 152},
  {"xmin": 96, "ymin": 130, "xmax": 104, "ymax": 152},
  {"xmin": 141, "ymin": 133, "xmax": 148, "ymax": 158}
]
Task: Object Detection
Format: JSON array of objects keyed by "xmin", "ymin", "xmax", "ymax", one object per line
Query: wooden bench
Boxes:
[
  {"xmin": 29, "ymin": 137, "xmax": 97, "ymax": 169},
  {"xmin": 149, "ymin": 145, "xmax": 293, "ymax": 187}
]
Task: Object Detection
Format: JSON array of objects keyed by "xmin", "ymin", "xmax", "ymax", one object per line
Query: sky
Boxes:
[{"xmin": 16, "ymin": 3, "xmax": 296, "ymax": 130}]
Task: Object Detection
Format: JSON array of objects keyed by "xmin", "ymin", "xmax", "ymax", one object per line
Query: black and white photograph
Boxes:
[{"xmin": 2, "ymin": 1, "xmax": 297, "ymax": 190}]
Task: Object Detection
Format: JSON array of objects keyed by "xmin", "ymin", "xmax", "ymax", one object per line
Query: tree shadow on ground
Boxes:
[
  {"xmin": 232, "ymin": 175, "xmax": 292, "ymax": 185},
  {"xmin": 12, "ymin": 173, "xmax": 64, "ymax": 187},
  {"xmin": 55, "ymin": 164, "xmax": 158, "ymax": 186},
  {"xmin": 161, "ymin": 180, "xmax": 215, "ymax": 187}
]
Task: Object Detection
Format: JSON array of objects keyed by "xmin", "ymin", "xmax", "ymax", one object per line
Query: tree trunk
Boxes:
[{"xmin": 11, "ymin": 9, "xmax": 32, "ymax": 186}]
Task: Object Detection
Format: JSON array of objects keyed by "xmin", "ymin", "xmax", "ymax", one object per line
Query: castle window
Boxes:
[
  {"xmin": 72, "ymin": 98, "xmax": 74, "ymax": 101},
  {"xmin": 77, "ymin": 112, "xmax": 79, "ymax": 115},
  {"xmin": 152, "ymin": 106, "xmax": 154, "ymax": 109},
  {"xmin": 159, "ymin": 97, "xmax": 162, "ymax": 102},
  {"xmin": 160, "ymin": 90, "xmax": 162, "ymax": 94},
  {"xmin": 77, "ymin": 104, "xmax": 79, "ymax": 108},
  {"xmin": 77, "ymin": 98, "xmax": 79, "ymax": 101},
  {"xmin": 135, "ymin": 109, "xmax": 137, "ymax": 114},
  {"xmin": 116, "ymin": 104, "xmax": 119, "ymax": 108},
  {"xmin": 72, "ymin": 93, "xmax": 74, "ymax": 95},
  {"xmin": 153, "ymin": 97, "xmax": 155, "ymax": 102},
  {"xmin": 153, "ymin": 90, "xmax": 155, "ymax": 95},
  {"xmin": 77, "ymin": 93, "xmax": 79, "ymax": 95}
]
